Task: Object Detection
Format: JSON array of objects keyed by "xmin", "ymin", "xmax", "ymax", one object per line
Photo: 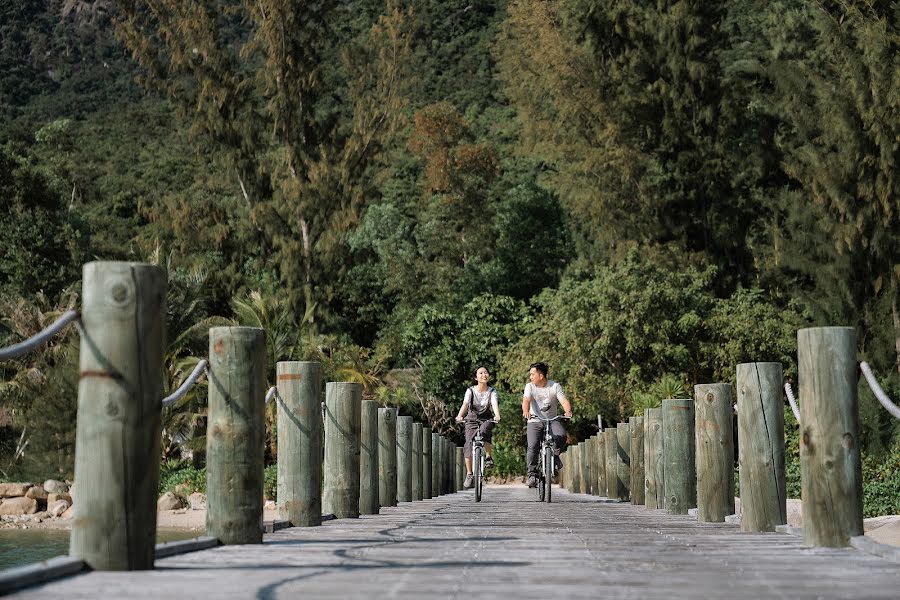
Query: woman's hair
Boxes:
[{"xmin": 529, "ymin": 362, "xmax": 549, "ymax": 377}]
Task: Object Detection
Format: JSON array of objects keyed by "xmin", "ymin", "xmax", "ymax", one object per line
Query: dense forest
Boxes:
[{"xmin": 1, "ymin": 1, "xmax": 898, "ymax": 506}]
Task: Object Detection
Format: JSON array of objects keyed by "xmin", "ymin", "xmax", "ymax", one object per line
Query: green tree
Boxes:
[
  {"xmin": 0, "ymin": 145, "xmax": 85, "ymax": 299},
  {"xmin": 115, "ymin": 0, "xmax": 413, "ymax": 323}
]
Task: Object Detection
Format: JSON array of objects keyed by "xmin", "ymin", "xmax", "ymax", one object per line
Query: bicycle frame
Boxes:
[
  {"xmin": 459, "ymin": 418, "xmax": 497, "ymax": 502},
  {"xmin": 533, "ymin": 414, "xmax": 567, "ymax": 503},
  {"xmin": 472, "ymin": 428, "xmax": 485, "ymax": 502}
]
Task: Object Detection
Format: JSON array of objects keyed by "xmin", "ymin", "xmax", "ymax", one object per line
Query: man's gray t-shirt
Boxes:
[{"xmin": 524, "ymin": 381, "xmax": 566, "ymax": 420}]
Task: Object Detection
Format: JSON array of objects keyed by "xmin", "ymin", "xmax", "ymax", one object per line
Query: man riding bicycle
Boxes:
[{"xmin": 522, "ymin": 362, "xmax": 572, "ymax": 488}]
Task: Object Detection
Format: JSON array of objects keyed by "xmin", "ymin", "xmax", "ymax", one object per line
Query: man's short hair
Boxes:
[{"xmin": 530, "ymin": 362, "xmax": 549, "ymax": 377}]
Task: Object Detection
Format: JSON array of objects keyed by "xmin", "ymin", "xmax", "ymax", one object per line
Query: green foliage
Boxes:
[
  {"xmin": 0, "ymin": 290, "xmax": 80, "ymax": 481},
  {"xmin": 264, "ymin": 464, "xmax": 278, "ymax": 501},
  {"xmin": 483, "ymin": 391, "xmax": 527, "ymax": 477},
  {"xmin": 862, "ymin": 445, "xmax": 900, "ymax": 518},
  {"xmin": 784, "ymin": 406, "xmax": 802, "ymax": 499},
  {"xmin": 0, "ymin": 146, "xmax": 85, "ymax": 299},
  {"xmin": 402, "ymin": 293, "xmax": 528, "ymax": 401},
  {"xmin": 500, "ymin": 251, "xmax": 718, "ymax": 427},
  {"xmin": 159, "ymin": 460, "xmax": 207, "ymax": 498},
  {"xmin": 651, "ymin": 375, "xmax": 691, "ymax": 401}
]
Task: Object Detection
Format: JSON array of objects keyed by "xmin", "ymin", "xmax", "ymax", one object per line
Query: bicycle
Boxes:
[
  {"xmin": 533, "ymin": 414, "xmax": 569, "ymax": 503},
  {"xmin": 458, "ymin": 417, "xmax": 498, "ymax": 502}
]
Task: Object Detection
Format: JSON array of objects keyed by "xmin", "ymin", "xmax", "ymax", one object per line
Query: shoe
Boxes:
[
  {"xmin": 554, "ymin": 455, "xmax": 563, "ymax": 474},
  {"xmin": 463, "ymin": 474, "xmax": 474, "ymax": 489},
  {"xmin": 526, "ymin": 475, "xmax": 538, "ymax": 488},
  {"xmin": 484, "ymin": 456, "xmax": 494, "ymax": 469}
]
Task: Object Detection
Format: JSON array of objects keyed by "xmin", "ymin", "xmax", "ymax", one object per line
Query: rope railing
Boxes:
[
  {"xmin": 784, "ymin": 382, "xmax": 801, "ymax": 422},
  {"xmin": 161, "ymin": 359, "xmax": 209, "ymax": 408},
  {"xmin": 264, "ymin": 386, "xmax": 278, "ymax": 405},
  {"xmin": 0, "ymin": 310, "xmax": 80, "ymax": 361},
  {"xmin": 860, "ymin": 361, "xmax": 900, "ymax": 421}
]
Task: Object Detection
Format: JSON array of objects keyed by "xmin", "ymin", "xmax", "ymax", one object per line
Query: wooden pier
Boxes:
[{"xmin": 8, "ymin": 485, "xmax": 898, "ymax": 599}]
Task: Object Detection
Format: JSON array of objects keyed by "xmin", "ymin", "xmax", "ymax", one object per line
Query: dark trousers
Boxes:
[
  {"xmin": 526, "ymin": 420, "xmax": 566, "ymax": 475},
  {"xmin": 464, "ymin": 417, "xmax": 496, "ymax": 458}
]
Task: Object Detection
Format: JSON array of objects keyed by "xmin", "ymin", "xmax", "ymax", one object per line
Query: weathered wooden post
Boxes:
[
  {"xmin": 443, "ymin": 437, "xmax": 453, "ymax": 494},
  {"xmin": 205, "ymin": 326, "xmax": 267, "ymax": 544},
  {"xmin": 580, "ymin": 439, "xmax": 592, "ymax": 494},
  {"xmin": 798, "ymin": 328, "xmax": 863, "ymax": 547},
  {"xmin": 323, "ymin": 382, "xmax": 362, "ymax": 519},
  {"xmin": 570, "ymin": 443, "xmax": 581, "ymax": 493},
  {"xmin": 694, "ymin": 383, "xmax": 735, "ymax": 522},
  {"xmin": 431, "ymin": 432, "xmax": 441, "ymax": 495},
  {"xmin": 70, "ymin": 262, "xmax": 166, "ymax": 569},
  {"xmin": 378, "ymin": 407, "xmax": 398, "ymax": 507},
  {"xmin": 455, "ymin": 446, "xmax": 464, "ymax": 490},
  {"xmin": 412, "ymin": 422, "xmax": 423, "ymax": 500},
  {"xmin": 594, "ymin": 430, "xmax": 606, "ymax": 498},
  {"xmin": 736, "ymin": 363, "xmax": 785, "ymax": 532},
  {"xmin": 644, "ymin": 408, "xmax": 664, "ymax": 509},
  {"xmin": 662, "ymin": 399, "xmax": 695, "ymax": 514},
  {"xmin": 438, "ymin": 436, "xmax": 446, "ymax": 496},
  {"xmin": 276, "ymin": 361, "xmax": 323, "ymax": 526},
  {"xmin": 605, "ymin": 428, "xmax": 621, "ymax": 500},
  {"xmin": 617, "ymin": 423, "xmax": 632, "ymax": 502},
  {"xmin": 359, "ymin": 399, "xmax": 380, "ymax": 515},
  {"xmin": 630, "ymin": 416, "xmax": 645, "ymax": 505},
  {"xmin": 396, "ymin": 415, "xmax": 412, "ymax": 502},
  {"xmin": 589, "ymin": 436, "xmax": 600, "ymax": 495},
  {"xmin": 422, "ymin": 427, "xmax": 433, "ymax": 499}
]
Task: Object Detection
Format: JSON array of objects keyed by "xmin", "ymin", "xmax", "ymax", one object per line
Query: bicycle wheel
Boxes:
[
  {"xmin": 543, "ymin": 447, "xmax": 554, "ymax": 503},
  {"xmin": 537, "ymin": 448, "xmax": 546, "ymax": 501},
  {"xmin": 473, "ymin": 445, "xmax": 483, "ymax": 502}
]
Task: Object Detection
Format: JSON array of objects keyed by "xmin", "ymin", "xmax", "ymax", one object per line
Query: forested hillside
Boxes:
[{"xmin": 1, "ymin": 1, "xmax": 898, "ymax": 487}]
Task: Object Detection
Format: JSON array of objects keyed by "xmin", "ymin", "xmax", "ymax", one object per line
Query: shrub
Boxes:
[
  {"xmin": 264, "ymin": 464, "xmax": 278, "ymax": 501},
  {"xmin": 159, "ymin": 460, "xmax": 206, "ymax": 499}
]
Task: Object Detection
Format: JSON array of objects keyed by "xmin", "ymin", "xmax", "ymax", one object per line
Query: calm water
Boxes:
[{"xmin": 0, "ymin": 529, "xmax": 199, "ymax": 571}]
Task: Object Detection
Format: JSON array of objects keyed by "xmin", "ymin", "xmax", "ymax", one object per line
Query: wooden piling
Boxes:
[
  {"xmin": 378, "ymin": 408, "xmax": 398, "ymax": 507},
  {"xmin": 630, "ymin": 416, "xmax": 645, "ymax": 505},
  {"xmin": 455, "ymin": 446, "xmax": 464, "ymax": 491},
  {"xmin": 359, "ymin": 399, "xmax": 379, "ymax": 515},
  {"xmin": 736, "ymin": 363, "xmax": 785, "ymax": 532},
  {"xmin": 443, "ymin": 438, "xmax": 453, "ymax": 494},
  {"xmin": 422, "ymin": 427, "xmax": 433, "ymax": 499},
  {"xmin": 589, "ymin": 436, "xmax": 600, "ymax": 495},
  {"xmin": 617, "ymin": 423, "xmax": 632, "ymax": 502},
  {"xmin": 644, "ymin": 408, "xmax": 665, "ymax": 509},
  {"xmin": 276, "ymin": 361, "xmax": 323, "ymax": 526},
  {"xmin": 431, "ymin": 432, "xmax": 440, "ymax": 496},
  {"xmin": 323, "ymin": 382, "xmax": 362, "ymax": 519},
  {"xmin": 396, "ymin": 415, "xmax": 412, "ymax": 502},
  {"xmin": 605, "ymin": 428, "xmax": 621, "ymax": 500},
  {"xmin": 594, "ymin": 431, "xmax": 606, "ymax": 498},
  {"xmin": 70, "ymin": 262, "xmax": 166, "ymax": 569},
  {"xmin": 662, "ymin": 399, "xmax": 695, "ymax": 515},
  {"xmin": 570, "ymin": 444, "xmax": 581, "ymax": 493},
  {"xmin": 412, "ymin": 422, "xmax": 423, "ymax": 501},
  {"xmin": 694, "ymin": 383, "xmax": 735, "ymax": 522},
  {"xmin": 581, "ymin": 439, "xmax": 592, "ymax": 495},
  {"xmin": 798, "ymin": 328, "xmax": 864, "ymax": 547},
  {"xmin": 205, "ymin": 326, "xmax": 267, "ymax": 544}
]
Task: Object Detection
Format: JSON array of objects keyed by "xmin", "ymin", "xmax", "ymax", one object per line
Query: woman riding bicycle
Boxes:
[
  {"xmin": 522, "ymin": 361, "xmax": 572, "ymax": 488},
  {"xmin": 455, "ymin": 366, "xmax": 501, "ymax": 489}
]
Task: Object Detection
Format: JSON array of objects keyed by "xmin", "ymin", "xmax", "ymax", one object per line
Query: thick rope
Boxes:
[
  {"xmin": 265, "ymin": 386, "xmax": 278, "ymax": 405},
  {"xmin": 162, "ymin": 360, "xmax": 209, "ymax": 408},
  {"xmin": 860, "ymin": 362, "xmax": 900, "ymax": 421},
  {"xmin": 0, "ymin": 310, "xmax": 80, "ymax": 361},
  {"xmin": 784, "ymin": 382, "xmax": 801, "ymax": 422}
]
